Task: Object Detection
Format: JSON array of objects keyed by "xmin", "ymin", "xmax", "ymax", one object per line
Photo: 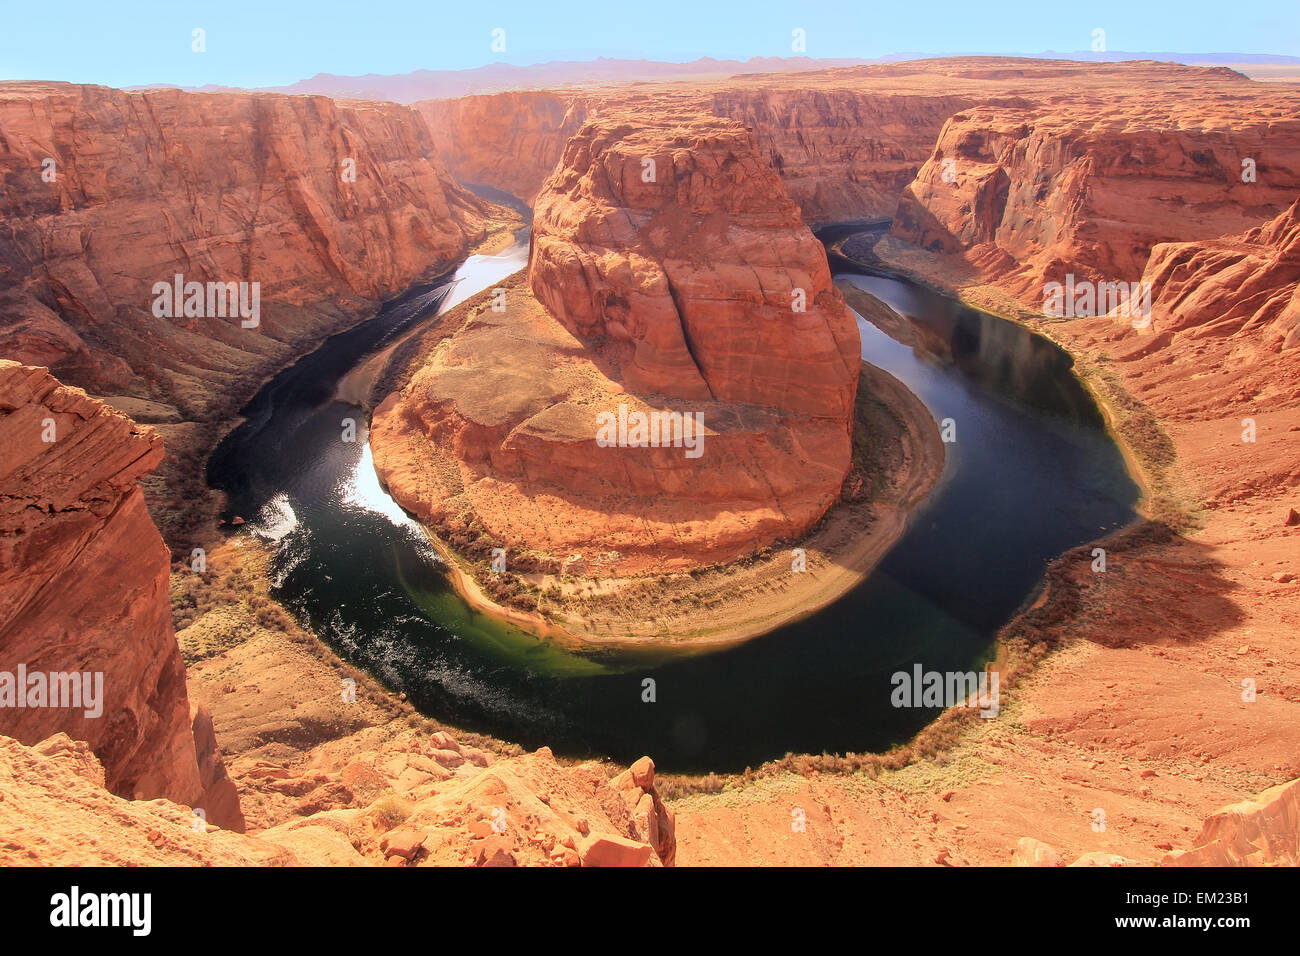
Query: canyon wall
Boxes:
[
  {"xmin": 0, "ymin": 82, "xmax": 497, "ymax": 421},
  {"xmin": 415, "ymin": 83, "xmax": 965, "ymax": 221},
  {"xmin": 0, "ymin": 361, "xmax": 242, "ymax": 829},
  {"xmin": 416, "ymin": 60, "xmax": 1300, "ymax": 310},
  {"xmin": 416, "ymin": 92, "xmax": 592, "ymax": 204},
  {"xmin": 372, "ymin": 113, "xmax": 862, "ymax": 576},
  {"xmin": 0, "ymin": 361, "xmax": 673, "ymax": 863},
  {"xmin": 706, "ymin": 88, "xmax": 971, "ymax": 222},
  {"xmin": 892, "ymin": 75, "xmax": 1300, "ymax": 303}
]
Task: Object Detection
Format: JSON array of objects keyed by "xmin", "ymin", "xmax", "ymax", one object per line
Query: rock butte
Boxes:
[{"xmin": 371, "ymin": 111, "xmax": 861, "ymax": 576}]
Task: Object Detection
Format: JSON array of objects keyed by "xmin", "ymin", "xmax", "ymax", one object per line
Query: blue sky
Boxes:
[{"xmin": 2, "ymin": 0, "xmax": 1297, "ymax": 88}]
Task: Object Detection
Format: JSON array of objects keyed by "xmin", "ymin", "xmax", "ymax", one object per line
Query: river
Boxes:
[{"xmin": 206, "ymin": 219, "xmax": 1138, "ymax": 773}]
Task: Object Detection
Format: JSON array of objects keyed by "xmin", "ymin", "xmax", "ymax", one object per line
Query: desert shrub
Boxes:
[{"xmin": 369, "ymin": 796, "xmax": 413, "ymax": 832}]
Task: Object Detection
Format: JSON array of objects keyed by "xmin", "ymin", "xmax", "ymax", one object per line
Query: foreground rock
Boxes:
[
  {"xmin": 0, "ymin": 370, "xmax": 669, "ymax": 865},
  {"xmin": 0, "ymin": 729, "xmax": 673, "ymax": 867},
  {"xmin": 0, "ymin": 363, "xmax": 241, "ymax": 829},
  {"xmin": 1163, "ymin": 778, "xmax": 1300, "ymax": 866}
]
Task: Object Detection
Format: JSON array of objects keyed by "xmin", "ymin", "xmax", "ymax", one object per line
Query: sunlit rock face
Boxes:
[
  {"xmin": 528, "ymin": 113, "xmax": 861, "ymax": 420},
  {"xmin": 0, "ymin": 82, "xmax": 494, "ymax": 419},
  {"xmin": 892, "ymin": 69, "xmax": 1300, "ymax": 303},
  {"xmin": 1142, "ymin": 197, "xmax": 1300, "ymax": 351},
  {"xmin": 372, "ymin": 114, "xmax": 862, "ymax": 576},
  {"xmin": 0, "ymin": 361, "xmax": 241, "ymax": 830}
]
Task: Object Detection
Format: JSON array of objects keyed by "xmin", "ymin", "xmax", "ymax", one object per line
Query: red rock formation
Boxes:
[
  {"xmin": 529, "ymin": 114, "xmax": 860, "ymax": 418},
  {"xmin": 1142, "ymin": 197, "xmax": 1300, "ymax": 350},
  {"xmin": 373, "ymin": 114, "xmax": 862, "ymax": 576},
  {"xmin": 417, "ymin": 61, "xmax": 1300, "ymax": 301},
  {"xmin": 0, "ymin": 362, "xmax": 241, "ymax": 829},
  {"xmin": 892, "ymin": 73, "xmax": 1300, "ymax": 303},
  {"xmin": 0, "ymin": 730, "xmax": 674, "ymax": 866},
  {"xmin": 0, "ymin": 82, "xmax": 496, "ymax": 419},
  {"xmin": 706, "ymin": 88, "xmax": 971, "ymax": 222},
  {"xmin": 1163, "ymin": 777, "xmax": 1300, "ymax": 866},
  {"xmin": 418, "ymin": 85, "xmax": 963, "ymax": 223}
]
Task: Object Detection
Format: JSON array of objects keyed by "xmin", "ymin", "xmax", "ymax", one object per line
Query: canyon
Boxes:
[
  {"xmin": 0, "ymin": 81, "xmax": 516, "ymax": 545},
  {"xmin": 416, "ymin": 58, "xmax": 1300, "ymax": 287},
  {"xmin": 0, "ymin": 364, "xmax": 677, "ymax": 866},
  {"xmin": 1, "ymin": 56, "xmax": 1298, "ymax": 866}
]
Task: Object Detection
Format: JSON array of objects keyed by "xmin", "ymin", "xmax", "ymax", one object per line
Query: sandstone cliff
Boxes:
[
  {"xmin": 417, "ymin": 60, "xmax": 1300, "ymax": 303},
  {"xmin": 529, "ymin": 115, "xmax": 860, "ymax": 417},
  {"xmin": 372, "ymin": 114, "xmax": 862, "ymax": 577},
  {"xmin": 0, "ymin": 361, "xmax": 241, "ymax": 829},
  {"xmin": 892, "ymin": 69, "xmax": 1300, "ymax": 302},
  {"xmin": 416, "ymin": 82, "xmax": 965, "ymax": 223},
  {"xmin": 0, "ymin": 366, "xmax": 672, "ymax": 864},
  {"xmin": 0, "ymin": 82, "xmax": 495, "ymax": 420},
  {"xmin": 416, "ymin": 92, "xmax": 592, "ymax": 204},
  {"xmin": 706, "ymin": 87, "xmax": 971, "ymax": 222},
  {"xmin": 1142, "ymin": 197, "xmax": 1300, "ymax": 351},
  {"xmin": 417, "ymin": 84, "xmax": 963, "ymax": 223}
]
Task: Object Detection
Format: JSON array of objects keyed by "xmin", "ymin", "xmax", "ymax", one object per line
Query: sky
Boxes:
[{"xmin": 1, "ymin": 0, "xmax": 1297, "ymax": 89}]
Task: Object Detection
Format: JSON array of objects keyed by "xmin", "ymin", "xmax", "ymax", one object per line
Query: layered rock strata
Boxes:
[
  {"xmin": 0, "ymin": 82, "xmax": 496, "ymax": 419},
  {"xmin": 1141, "ymin": 197, "xmax": 1300, "ymax": 351},
  {"xmin": 416, "ymin": 92, "xmax": 593, "ymax": 204},
  {"xmin": 0, "ymin": 362, "xmax": 241, "ymax": 829},
  {"xmin": 892, "ymin": 72, "xmax": 1300, "ymax": 303},
  {"xmin": 416, "ymin": 59, "xmax": 1300, "ymax": 292}
]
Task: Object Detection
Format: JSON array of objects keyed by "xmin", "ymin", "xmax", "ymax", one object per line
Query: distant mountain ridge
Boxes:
[
  {"xmin": 135, "ymin": 56, "xmax": 888, "ymax": 103},
  {"xmin": 127, "ymin": 52, "xmax": 1300, "ymax": 104}
]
